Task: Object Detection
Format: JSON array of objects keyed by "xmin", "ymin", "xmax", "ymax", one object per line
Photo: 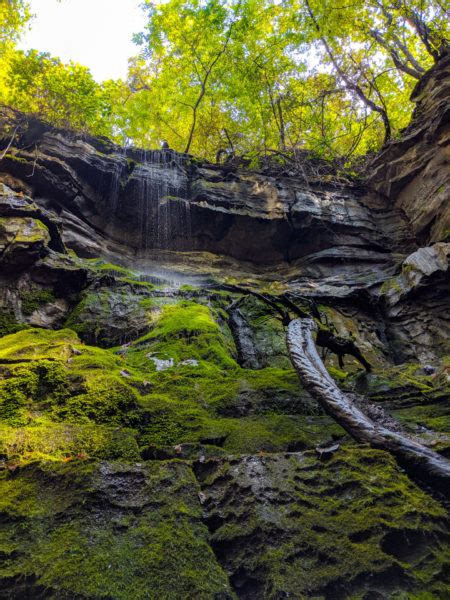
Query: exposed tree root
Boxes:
[
  {"xmin": 222, "ymin": 284, "xmax": 372, "ymax": 370},
  {"xmin": 286, "ymin": 318, "xmax": 450, "ymax": 496}
]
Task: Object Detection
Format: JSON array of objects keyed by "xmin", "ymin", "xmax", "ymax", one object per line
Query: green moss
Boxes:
[
  {"xmin": 0, "ymin": 328, "xmax": 140, "ymax": 440},
  {"xmin": 380, "ymin": 276, "xmax": 403, "ymax": 295},
  {"xmin": 0, "ymin": 461, "xmax": 233, "ymax": 599},
  {"xmin": 352, "ymin": 362, "xmax": 435, "ymax": 400},
  {"xmin": 82, "ymin": 258, "xmax": 136, "ymax": 276},
  {"xmin": 138, "ymin": 297, "xmax": 154, "ymax": 310},
  {"xmin": 56, "ymin": 374, "xmax": 140, "ymax": 425},
  {"xmin": 0, "ymin": 359, "xmax": 70, "ymax": 425},
  {"xmin": 20, "ymin": 288, "xmax": 55, "ymax": 315},
  {"xmin": 1, "ymin": 153, "xmax": 28, "ymax": 164},
  {"xmin": 0, "ymin": 422, "xmax": 140, "ymax": 463},
  {"xmin": 0, "ymin": 290, "xmax": 448, "ymax": 598},
  {"xmin": 179, "ymin": 284, "xmax": 196, "ymax": 292},
  {"xmin": 73, "ymin": 258, "xmax": 155, "ymax": 290},
  {"xmin": 220, "ymin": 414, "xmax": 342, "ymax": 453},
  {"xmin": 327, "ymin": 364, "xmax": 349, "ymax": 382},
  {"xmin": 0, "ymin": 328, "xmax": 79, "ymax": 361},
  {"xmin": 0, "ymin": 323, "xmax": 334, "ymax": 462},
  {"xmin": 130, "ymin": 300, "xmax": 237, "ymax": 368},
  {"xmin": 0, "ymin": 320, "xmax": 445, "ymax": 474},
  {"xmin": 0, "ymin": 216, "xmax": 50, "ymax": 245},
  {"xmin": 0, "ymin": 309, "xmax": 28, "ymax": 336},
  {"xmin": 200, "ymin": 446, "xmax": 449, "ymax": 598},
  {"xmin": 393, "ymin": 402, "xmax": 450, "ymax": 431},
  {"xmin": 0, "ymin": 363, "xmax": 39, "ymax": 426}
]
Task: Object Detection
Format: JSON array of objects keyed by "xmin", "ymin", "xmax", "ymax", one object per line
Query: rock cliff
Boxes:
[{"xmin": 0, "ymin": 53, "xmax": 448, "ymax": 598}]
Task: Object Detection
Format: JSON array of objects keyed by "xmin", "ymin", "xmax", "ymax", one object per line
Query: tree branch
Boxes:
[
  {"xmin": 184, "ymin": 6, "xmax": 240, "ymax": 154},
  {"xmin": 304, "ymin": 0, "xmax": 391, "ymax": 143}
]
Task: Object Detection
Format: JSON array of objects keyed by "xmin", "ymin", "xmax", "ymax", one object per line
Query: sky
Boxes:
[{"xmin": 18, "ymin": 0, "xmax": 147, "ymax": 81}]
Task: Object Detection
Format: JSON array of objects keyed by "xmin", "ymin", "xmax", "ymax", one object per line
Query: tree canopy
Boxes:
[{"xmin": 0, "ymin": 0, "xmax": 448, "ymax": 166}]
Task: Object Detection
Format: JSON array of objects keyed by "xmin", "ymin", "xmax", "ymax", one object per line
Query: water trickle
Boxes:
[
  {"xmin": 133, "ymin": 149, "xmax": 191, "ymax": 251},
  {"xmin": 110, "ymin": 146, "xmax": 128, "ymax": 215},
  {"xmin": 99, "ymin": 145, "xmax": 128, "ymax": 234}
]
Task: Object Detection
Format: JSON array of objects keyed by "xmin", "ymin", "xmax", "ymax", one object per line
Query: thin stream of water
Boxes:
[
  {"xmin": 134, "ymin": 149, "xmax": 191, "ymax": 251},
  {"xmin": 101, "ymin": 146, "xmax": 191, "ymax": 252}
]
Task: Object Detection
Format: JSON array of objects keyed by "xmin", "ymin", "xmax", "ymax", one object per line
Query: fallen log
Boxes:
[{"xmin": 286, "ymin": 318, "xmax": 450, "ymax": 496}]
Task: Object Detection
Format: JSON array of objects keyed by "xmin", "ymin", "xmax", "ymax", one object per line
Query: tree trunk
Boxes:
[{"xmin": 286, "ymin": 318, "xmax": 450, "ymax": 496}]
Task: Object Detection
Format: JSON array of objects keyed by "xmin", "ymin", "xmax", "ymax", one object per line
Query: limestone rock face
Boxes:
[
  {"xmin": 369, "ymin": 50, "xmax": 450, "ymax": 245},
  {"xmin": 0, "ymin": 107, "xmax": 413, "ymax": 299},
  {"xmin": 0, "ymin": 185, "xmax": 88, "ymax": 335},
  {"xmin": 0, "ymin": 215, "xmax": 50, "ymax": 270},
  {"xmin": 381, "ymin": 243, "xmax": 450, "ymax": 306}
]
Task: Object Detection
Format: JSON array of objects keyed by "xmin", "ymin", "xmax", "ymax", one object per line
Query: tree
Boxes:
[
  {"xmin": 132, "ymin": 0, "xmax": 246, "ymax": 155},
  {"xmin": 0, "ymin": 0, "xmax": 31, "ymax": 49},
  {"xmin": 303, "ymin": 0, "xmax": 392, "ymax": 143},
  {"xmin": 1, "ymin": 0, "xmax": 447, "ymax": 162},
  {"xmin": 127, "ymin": 0, "xmax": 447, "ymax": 161},
  {"xmin": 2, "ymin": 50, "xmax": 116, "ymax": 136},
  {"xmin": 0, "ymin": 0, "xmax": 31, "ymax": 111}
]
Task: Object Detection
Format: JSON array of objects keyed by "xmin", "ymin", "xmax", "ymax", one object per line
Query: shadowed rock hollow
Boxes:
[{"xmin": 0, "ymin": 53, "xmax": 449, "ymax": 598}]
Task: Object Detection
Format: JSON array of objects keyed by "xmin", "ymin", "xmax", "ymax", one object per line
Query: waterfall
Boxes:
[
  {"xmin": 134, "ymin": 149, "xmax": 191, "ymax": 251},
  {"xmin": 97, "ymin": 145, "xmax": 192, "ymax": 258},
  {"xmin": 109, "ymin": 146, "xmax": 127, "ymax": 216}
]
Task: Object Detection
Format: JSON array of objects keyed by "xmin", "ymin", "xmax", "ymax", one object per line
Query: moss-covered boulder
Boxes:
[
  {"xmin": 0, "ymin": 460, "xmax": 234, "ymax": 599},
  {"xmin": 0, "ymin": 216, "xmax": 50, "ymax": 270},
  {"xmin": 197, "ymin": 447, "xmax": 450, "ymax": 599},
  {"xmin": 65, "ymin": 284, "xmax": 154, "ymax": 347}
]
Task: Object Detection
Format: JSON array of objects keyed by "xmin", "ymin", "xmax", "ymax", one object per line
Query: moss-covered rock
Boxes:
[
  {"xmin": 19, "ymin": 287, "xmax": 56, "ymax": 316},
  {"xmin": 196, "ymin": 446, "xmax": 450, "ymax": 599},
  {"xmin": 0, "ymin": 216, "xmax": 50, "ymax": 269},
  {"xmin": 0, "ymin": 308, "xmax": 28, "ymax": 336},
  {"xmin": 0, "ymin": 422, "xmax": 140, "ymax": 463},
  {"xmin": 65, "ymin": 285, "xmax": 153, "ymax": 347},
  {"xmin": 0, "ymin": 304, "xmax": 448, "ymax": 600},
  {"xmin": 350, "ymin": 361, "xmax": 450, "ymax": 453},
  {"xmin": 0, "ymin": 460, "xmax": 234, "ymax": 599},
  {"xmin": 0, "ymin": 320, "xmax": 336, "ymax": 465},
  {"xmin": 0, "ymin": 327, "xmax": 79, "ymax": 362},
  {"xmin": 127, "ymin": 299, "xmax": 237, "ymax": 368},
  {"xmin": 228, "ymin": 295, "xmax": 292, "ymax": 369}
]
